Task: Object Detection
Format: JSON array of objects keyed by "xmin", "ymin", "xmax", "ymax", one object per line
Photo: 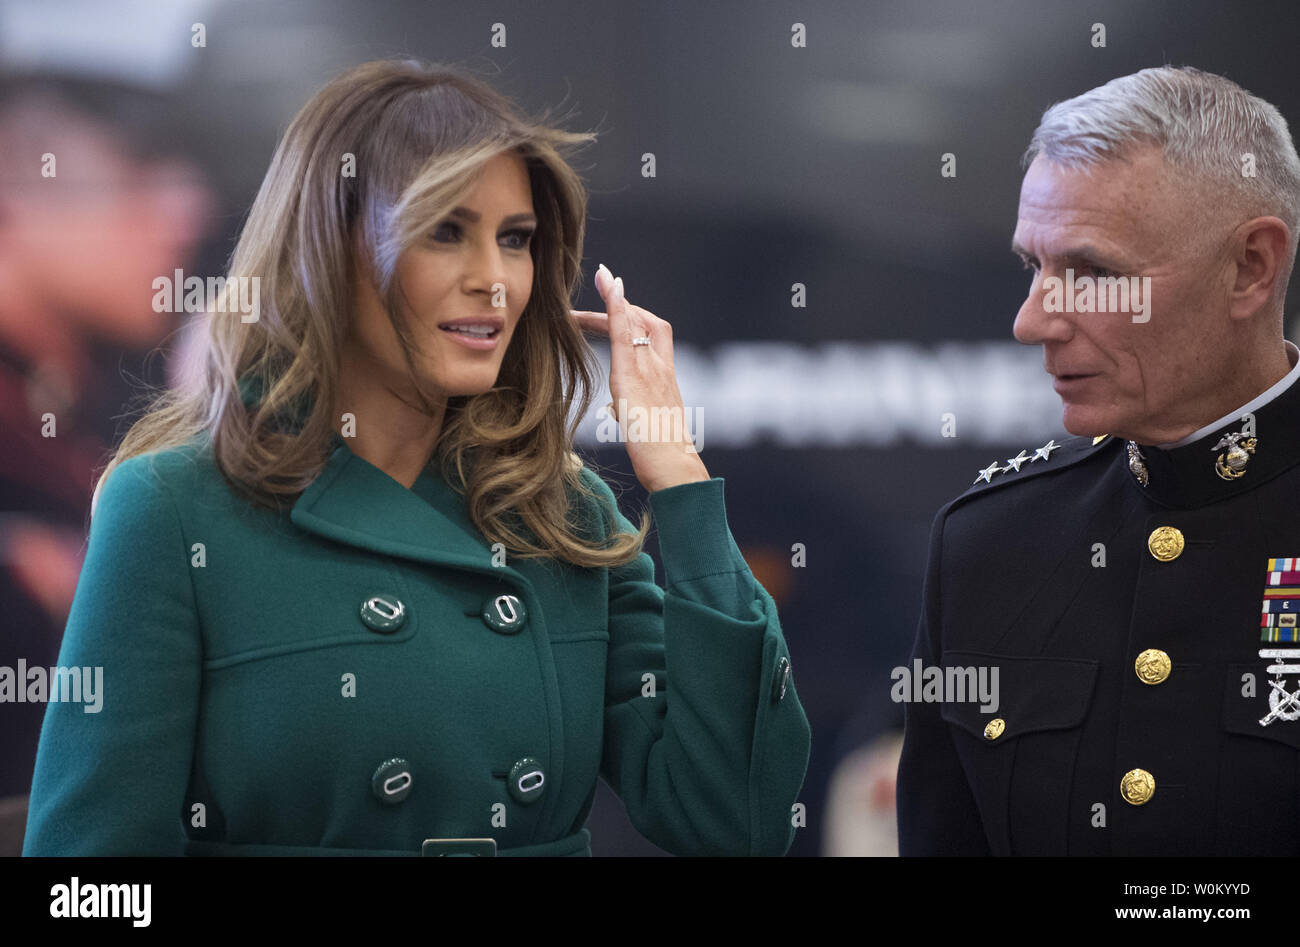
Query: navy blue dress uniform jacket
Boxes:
[{"xmin": 898, "ymin": 368, "xmax": 1300, "ymax": 855}]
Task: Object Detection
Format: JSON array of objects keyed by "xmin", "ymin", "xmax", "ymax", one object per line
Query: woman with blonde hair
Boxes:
[{"xmin": 23, "ymin": 58, "xmax": 810, "ymax": 857}]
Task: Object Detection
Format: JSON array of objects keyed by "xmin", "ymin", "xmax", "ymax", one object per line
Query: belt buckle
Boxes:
[{"xmin": 421, "ymin": 837, "xmax": 498, "ymax": 857}]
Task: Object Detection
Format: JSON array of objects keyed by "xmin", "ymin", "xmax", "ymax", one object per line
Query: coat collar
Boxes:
[
  {"xmin": 1126, "ymin": 358, "xmax": 1300, "ymax": 509},
  {"xmin": 289, "ymin": 433, "xmax": 535, "ymax": 590},
  {"xmin": 237, "ymin": 370, "xmax": 534, "ymax": 588}
]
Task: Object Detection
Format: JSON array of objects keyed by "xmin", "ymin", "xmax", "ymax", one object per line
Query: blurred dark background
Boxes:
[{"xmin": 6, "ymin": 0, "xmax": 1300, "ymax": 855}]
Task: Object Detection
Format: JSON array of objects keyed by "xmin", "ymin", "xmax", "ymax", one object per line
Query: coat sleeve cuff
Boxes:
[{"xmin": 648, "ymin": 477, "xmax": 752, "ymax": 590}]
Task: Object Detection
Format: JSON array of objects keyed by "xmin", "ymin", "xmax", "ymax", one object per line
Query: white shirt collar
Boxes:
[{"xmin": 1157, "ymin": 340, "xmax": 1300, "ymax": 449}]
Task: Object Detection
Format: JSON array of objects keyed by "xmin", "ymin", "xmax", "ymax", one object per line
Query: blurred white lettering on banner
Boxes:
[{"xmin": 576, "ymin": 342, "xmax": 1060, "ymax": 448}]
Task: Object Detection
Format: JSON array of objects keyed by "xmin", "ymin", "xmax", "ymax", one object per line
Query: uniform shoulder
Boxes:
[{"xmin": 947, "ymin": 433, "xmax": 1121, "ymax": 512}]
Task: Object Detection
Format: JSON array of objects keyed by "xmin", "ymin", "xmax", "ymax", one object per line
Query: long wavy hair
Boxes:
[{"xmin": 98, "ymin": 58, "xmax": 649, "ymax": 568}]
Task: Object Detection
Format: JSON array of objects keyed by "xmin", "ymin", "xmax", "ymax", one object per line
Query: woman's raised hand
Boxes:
[{"xmin": 571, "ymin": 264, "xmax": 710, "ymax": 493}]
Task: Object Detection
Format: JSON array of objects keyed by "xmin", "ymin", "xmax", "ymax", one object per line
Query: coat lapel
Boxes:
[{"xmin": 290, "ymin": 438, "xmax": 534, "ymax": 591}]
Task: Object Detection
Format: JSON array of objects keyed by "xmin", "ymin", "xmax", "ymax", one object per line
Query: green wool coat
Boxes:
[{"xmin": 22, "ymin": 431, "xmax": 811, "ymax": 856}]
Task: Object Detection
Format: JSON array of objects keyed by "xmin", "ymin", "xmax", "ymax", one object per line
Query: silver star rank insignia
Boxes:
[{"xmin": 1031, "ymin": 439, "xmax": 1060, "ymax": 462}]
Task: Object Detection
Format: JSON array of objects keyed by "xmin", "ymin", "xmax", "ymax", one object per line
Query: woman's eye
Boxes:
[
  {"xmin": 501, "ymin": 228, "xmax": 535, "ymax": 250},
  {"xmin": 1020, "ymin": 258, "xmax": 1039, "ymax": 274},
  {"xmin": 428, "ymin": 223, "xmax": 532, "ymax": 249}
]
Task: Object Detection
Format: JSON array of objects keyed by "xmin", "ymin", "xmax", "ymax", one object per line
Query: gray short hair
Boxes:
[{"xmin": 1024, "ymin": 66, "xmax": 1300, "ymax": 254}]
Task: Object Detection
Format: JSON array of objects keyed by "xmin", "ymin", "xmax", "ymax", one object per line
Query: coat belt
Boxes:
[{"xmin": 182, "ymin": 827, "xmax": 591, "ymax": 857}]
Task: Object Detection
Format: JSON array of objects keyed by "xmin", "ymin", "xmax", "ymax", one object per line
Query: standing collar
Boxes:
[
  {"xmin": 1126, "ymin": 342, "xmax": 1300, "ymax": 507},
  {"xmin": 1157, "ymin": 340, "xmax": 1300, "ymax": 448}
]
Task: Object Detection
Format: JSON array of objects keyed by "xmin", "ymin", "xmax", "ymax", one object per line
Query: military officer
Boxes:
[{"xmin": 898, "ymin": 65, "xmax": 1300, "ymax": 855}]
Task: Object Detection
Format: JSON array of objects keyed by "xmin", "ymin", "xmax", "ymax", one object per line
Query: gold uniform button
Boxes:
[
  {"xmin": 1120, "ymin": 768, "xmax": 1155, "ymax": 805},
  {"xmin": 1147, "ymin": 526, "xmax": 1185, "ymax": 562},
  {"xmin": 983, "ymin": 718, "xmax": 1005, "ymax": 740},
  {"xmin": 1134, "ymin": 649, "xmax": 1172, "ymax": 684}
]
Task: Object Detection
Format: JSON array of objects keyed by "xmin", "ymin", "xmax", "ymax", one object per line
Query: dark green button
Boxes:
[
  {"xmin": 772, "ymin": 656, "xmax": 791, "ymax": 702},
  {"xmin": 508, "ymin": 758, "xmax": 545, "ymax": 804},
  {"xmin": 360, "ymin": 594, "xmax": 406, "ymax": 633},
  {"xmin": 482, "ymin": 594, "xmax": 527, "ymax": 634},
  {"xmin": 372, "ymin": 758, "xmax": 412, "ymax": 804}
]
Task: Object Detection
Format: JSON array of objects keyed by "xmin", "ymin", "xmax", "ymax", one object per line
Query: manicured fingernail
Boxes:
[
  {"xmin": 613, "ymin": 276, "xmax": 624, "ymax": 299},
  {"xmin": 597, "ymin": 263, "xmax": 611, "ymax": 281}
]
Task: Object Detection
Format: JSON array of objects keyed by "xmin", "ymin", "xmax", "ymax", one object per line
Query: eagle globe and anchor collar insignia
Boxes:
[
  {"xmin": 1122, "ymin": 414, "xmax": 1269, "ymax": 504},
  {"xmin": 1260, "ymin": 558, "xmax": 1300, "ymax": 727},
  {"xmin": 1213, "ymin": 429, "xmax": 1257, "ymax": 480},
  {"xmin": 1126, "ymin": 440, "xmax": 1149, "ymax": 487}
]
